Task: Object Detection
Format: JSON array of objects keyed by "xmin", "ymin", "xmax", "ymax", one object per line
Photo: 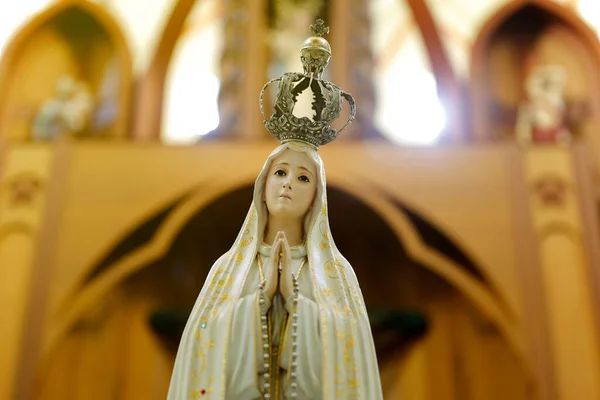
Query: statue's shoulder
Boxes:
[
  {"xmin": 216, "ymin": 251, "xmax": 233, "ymax": 265},
  {"xmin": 334, "ymin": 252, "xmax": 360, "ymax": 282}
]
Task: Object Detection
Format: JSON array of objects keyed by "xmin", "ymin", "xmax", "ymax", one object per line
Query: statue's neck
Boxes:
[{"xmin": 264, "ymin": 217, "xmax": 304, "ymax": 247}]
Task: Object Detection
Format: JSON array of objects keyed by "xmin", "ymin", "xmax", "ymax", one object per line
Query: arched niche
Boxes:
[
  {"xmin": 37, "ymin": 183, "xmax": 532, "ymax": 399},
  {"xmin": 0, "ymin": 0, "xmax": 133, "ymax": 141},
  {"xmin": 470, "ymin": 0, "xmax": 600, "ymax": 142}
]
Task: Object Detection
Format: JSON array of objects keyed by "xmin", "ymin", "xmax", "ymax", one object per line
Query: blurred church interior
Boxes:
[{"xmin": 1, "ymin": 0, "xmax": 600, "ymax": 399}]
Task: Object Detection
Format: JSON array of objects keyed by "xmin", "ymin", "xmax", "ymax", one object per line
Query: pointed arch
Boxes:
[
  {"xmin": 131, "ymin": 0, "xmax": 196, "ymax": 140},
  {"xmin": 36, "ymin": 174, "xmax": 532, "ymax": 392}
]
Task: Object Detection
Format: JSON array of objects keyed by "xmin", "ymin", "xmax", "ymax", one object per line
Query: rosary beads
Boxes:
[{"xmin": 258, "ymin": 267, "xmax": 301, "ymax": 399}]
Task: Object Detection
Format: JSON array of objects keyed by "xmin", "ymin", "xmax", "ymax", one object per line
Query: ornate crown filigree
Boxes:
[{"xmin": 260, "ymin": 19, "xmax": 356, "ymax": 149}]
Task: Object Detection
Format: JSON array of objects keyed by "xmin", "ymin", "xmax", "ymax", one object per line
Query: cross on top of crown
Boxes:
[{"xmin": 310, "ymin": 19, "xmax": 329, "ymax": 37}]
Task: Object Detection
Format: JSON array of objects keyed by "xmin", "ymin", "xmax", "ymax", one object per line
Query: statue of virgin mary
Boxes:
[{"xmin": 167, "ymin": 20, "xmax": 382, "ymax": 399}]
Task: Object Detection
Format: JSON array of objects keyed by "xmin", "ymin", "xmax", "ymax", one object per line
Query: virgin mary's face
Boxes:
[{"xmin": 264, "ymin": 149, "xmax": 317, "ymax": 220}]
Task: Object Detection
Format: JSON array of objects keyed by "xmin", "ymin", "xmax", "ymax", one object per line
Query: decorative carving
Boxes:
[
  {"xmin": 532, "ymin": 173, "xmax": 569, "ymax": 207},
  {"xmin": 4, "ymin": 173, "xmax": 44, "ymax": 207},
  {"xmin": 347, "ymin": 0, "xmax": 378, "ymax": 139},
  {"xmin": 214, "ymin": 1, "xmax": 249, "ymax": 136}
]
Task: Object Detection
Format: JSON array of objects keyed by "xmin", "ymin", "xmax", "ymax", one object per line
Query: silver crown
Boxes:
[{"xmin": 259, "ymin": 20, "xmax": 356, "ymax": 149}]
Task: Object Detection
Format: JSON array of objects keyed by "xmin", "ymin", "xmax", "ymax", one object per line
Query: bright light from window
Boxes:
[
  {"xmin": 163, "ymin": 71, "xmax": 220, "ymax": 145},
  {"xmin": 579, "ymin": 0, "xmax": 600, "ymax": 39},
  {"xmin": 0, "ymin": 0, "xmax": 53, "ymax": 56},
  {"xmin": 162, "ymin": 18, "xmax": 222, "ymax": 145},
  {"xmin": 375, "ymin": 68, "xmax": 446, "ymax": 146}
]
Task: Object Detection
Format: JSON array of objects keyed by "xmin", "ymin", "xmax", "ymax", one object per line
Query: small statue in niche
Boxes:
[
  {"xmin": 31, "ymin": 74, "xmax": 94, "ymax": 140},
  {"xmin": 516, "ymin": 65, "xmax": 571, "ymax": 146}
]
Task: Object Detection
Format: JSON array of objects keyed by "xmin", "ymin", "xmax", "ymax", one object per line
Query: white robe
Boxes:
[{"xmin": 226, "ymin": 243, "xmax": 322, "ymax": 399}]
